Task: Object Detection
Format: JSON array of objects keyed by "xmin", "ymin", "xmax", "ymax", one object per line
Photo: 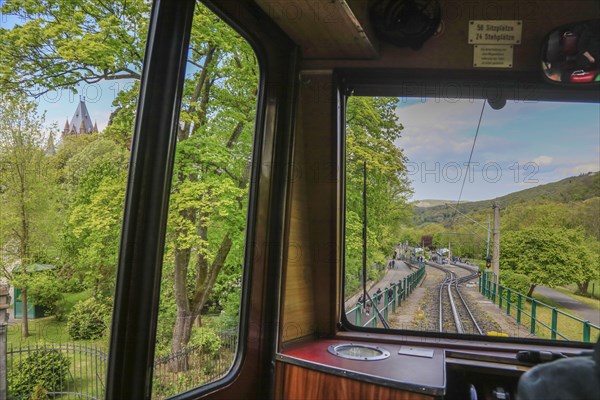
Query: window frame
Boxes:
[
  {"xmin": 337, "ymin": 68, "xmax": 599, "ymax": 351},
  {"xmin": 105, "ymin": 1, "xmax": 297, "ymax": 399}
]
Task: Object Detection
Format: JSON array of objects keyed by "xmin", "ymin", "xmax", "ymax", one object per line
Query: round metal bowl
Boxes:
[{"xmin": 327, "ymin": 343, "xmax": 390, "ymax": 361}]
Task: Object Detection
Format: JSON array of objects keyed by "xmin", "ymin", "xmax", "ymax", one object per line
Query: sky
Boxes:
[
  {"xmin": 32, "ymin": 92, "xmax": 600, "ymax": 205},
  {"xmin": 0, "ymin": 12, "xmax": 127, "ymax": 133},
  {"xmin": 2, "ymin": 10, "xmax": 599, "ymax": 204},
  {"xmin": 35, "ymin": 81, "xmax": 132, "ymax": 133},
  {"xmin": 394, "ymin": 98, "xmax": 600, "ymax": 202}
]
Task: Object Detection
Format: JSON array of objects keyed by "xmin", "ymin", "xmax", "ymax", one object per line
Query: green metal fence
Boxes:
[
  {"xmin": 346, "ymin": 261, "xmax": 426, "ymax": 328},
  {"xmin": 480, "ymin": 271, "xmax": 600, "ymax": 342}
]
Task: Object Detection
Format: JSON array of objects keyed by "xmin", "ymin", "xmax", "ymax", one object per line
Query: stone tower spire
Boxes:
[
  {"xmin": 63, "ymin": 98, "xmax": 95, "ymax": 136},
  {"xmin": 45, "ymin": 131, "xmax": 56, "ymax": 155},
  {"xmin": 62, "ymin": 118, "xmax": 70, "ymax": 137}
]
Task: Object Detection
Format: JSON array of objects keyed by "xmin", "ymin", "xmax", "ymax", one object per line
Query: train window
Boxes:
[
  {"xmin": 151, "ymin": 2, "xmax": 259, "ymax": 397},
  {"xmin": 0, "ymin": 1, "xmax": 151, "ymax": 399},
  {"xmin": 344, "ymin": 95, "xmax": 600, "ymax": 344},
  {"xmin": 1, "ymin": 1, "xmax": 259, "ymax": 398}
]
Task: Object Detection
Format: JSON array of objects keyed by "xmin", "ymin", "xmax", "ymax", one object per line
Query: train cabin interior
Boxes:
[{"xmin": 82, "ymin": 0, "xmax": 600, "ymax": 399}]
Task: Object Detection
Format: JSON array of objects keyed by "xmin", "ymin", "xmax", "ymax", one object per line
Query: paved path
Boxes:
[
  {"xmin": 535, "ymin": 286, "xmax": 600, "ymax": 326},
  {"xmin": 344, "ymin": 261, "xmax": 414, "ymax": 325}
]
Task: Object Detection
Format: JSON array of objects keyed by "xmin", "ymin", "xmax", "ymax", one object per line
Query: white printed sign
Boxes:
[{"xmin": 469, "ymin": 20, "xmax": 522, "ymax": 44}]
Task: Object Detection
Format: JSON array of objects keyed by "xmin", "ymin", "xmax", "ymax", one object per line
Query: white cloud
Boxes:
[
  {"xmin": 391, "ymin": 99, "xmax": 599, "ymax": 201},
  {"xmin": 559, "ymin": 163, "xmax": 600, "ymax": 176},
  {"xmin": 532, "ymin": 155, "xmax": 553, "ymax": 166}
]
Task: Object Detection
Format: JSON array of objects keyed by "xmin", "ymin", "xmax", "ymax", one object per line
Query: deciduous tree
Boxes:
[
  {"xmin": 500, "ymin": 227, "xmax": 597, "ymax": 297},
  {"xmin": 345, "ymin": 97, "xmax": 412, "ymax": 295},
  {"xmin": 0, "ymin": 95, "xmax": 58, "ymax": 336}
]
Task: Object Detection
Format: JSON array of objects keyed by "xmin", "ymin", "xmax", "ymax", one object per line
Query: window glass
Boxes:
[
  {"xmin": 344, "ymin": 95, "xmax": 600, "ymax": 344},
  {"xmin": 152, "ymin": 2, "xmax": 259, "ymax": 398},
  {"xmin": 0, "ymin": 1, "xmax": 258, "ymax": 398},
  {"xmin": 0, "ymin": 1, "xmax": 149, "ymax": 399}
]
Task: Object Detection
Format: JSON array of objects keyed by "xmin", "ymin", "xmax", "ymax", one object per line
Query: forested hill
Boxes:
[{"xmin": 413, "ymin": 171, "xmax": 600, "ymax": 225}]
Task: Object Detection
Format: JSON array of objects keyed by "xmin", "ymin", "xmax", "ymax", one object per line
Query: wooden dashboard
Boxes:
[
  {"xmin": 277, "ymin": 339, "xmax": 445, "ymax": 398},
  {"xmin": 273, "ymin": 337, "xmax": 582, "ymax": 399}
]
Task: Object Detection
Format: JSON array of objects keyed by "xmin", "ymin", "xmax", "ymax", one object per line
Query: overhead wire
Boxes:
[
  {"xmin": 449, "ymin": 99, "xmax": 486, "ymax": 244},
  {"xmin": 456, "ymin": 99, "xmax": 486, "ymax": 208}
]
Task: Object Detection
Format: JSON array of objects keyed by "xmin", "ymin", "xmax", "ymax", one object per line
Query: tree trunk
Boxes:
[
  {"xmin": 20, "ymin": 287, "xmax": 29, "ymax": 337},
  {"xmin": 19, "ymin": 175, "xmax": 30, "ymax": 337},
  {"xmin": 169, "ymin": 236, "xmax": 233, "ymax": 372},
  {"xmin": 527, "ymin": 284, "xmax": 536, "ymax": 298},
  {"xmin": 169, "ymin": 309, "xmax": 196, "ymax": 372},
  {"xmin": 576, "ymin": 281, "xmax": 589, "ymax": 296}
]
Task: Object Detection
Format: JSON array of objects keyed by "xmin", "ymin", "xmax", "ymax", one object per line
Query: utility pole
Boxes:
[
  {"xmin": 492, "ymin": 203, "xmax": 500, "ymax": 283},
  {"xmin": 486, "ymin": 214, "xmax": 491, "ymax": 260}
]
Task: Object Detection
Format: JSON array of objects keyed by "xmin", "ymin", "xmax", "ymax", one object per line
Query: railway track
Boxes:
[{"xmin": 427, "ymin": 262, "xmax": 483, "ymax": 335}]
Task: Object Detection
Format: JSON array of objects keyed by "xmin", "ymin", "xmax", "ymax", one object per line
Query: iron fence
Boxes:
[
  {"xmin": 6, "ymin": 342, "xmax": 107, "ymax": 400},
  {"xmin": 152, "ymin": 331, "xmax": 237, "ymax": 399},
  {"xmin": 4, "ymin": 330, "xmax": 238, "ymax": 400}
]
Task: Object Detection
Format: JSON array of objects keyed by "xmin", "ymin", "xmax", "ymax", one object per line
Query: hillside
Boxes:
[
  {"xmin": 413, "ymin": 199, "xmax": 464, "ymax": 208},
  {"xmin": 414, "ymin": 171, "xmax": 600, "ymax": 225}
]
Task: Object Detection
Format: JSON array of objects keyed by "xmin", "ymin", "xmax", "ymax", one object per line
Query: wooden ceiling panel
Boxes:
[{"xmin": 254, "ymin": 0, "xmax": 378, "ymax": 59}]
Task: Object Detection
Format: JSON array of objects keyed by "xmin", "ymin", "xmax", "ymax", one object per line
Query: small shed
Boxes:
[{"xmin": 12, "ymin": 264, "xmax": 56, "ymax": 319}]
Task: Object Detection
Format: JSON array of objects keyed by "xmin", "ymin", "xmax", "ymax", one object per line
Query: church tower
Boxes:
[{"xmin": 62, "ymin": 97, "xmax": 99, "ymax": 137}]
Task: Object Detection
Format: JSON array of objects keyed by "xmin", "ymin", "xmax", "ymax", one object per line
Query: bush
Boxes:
[
  {"xmin": 8, "ymin": 349, "xmax": 69, "ymax": 398},
  {"xmin": 26, "ymin": 271, "xmax": 66, "ymax": 321},
  {"xmin": 67, "ymin": 297, "xmax": 111, "ymax": 340},
  {"xmin": 188, "ymin": 329, "xmax": 222, "ymax": 355},
  {"xmin": 500, "ymin": 270, "xmax": 531, "ymax": 298}
]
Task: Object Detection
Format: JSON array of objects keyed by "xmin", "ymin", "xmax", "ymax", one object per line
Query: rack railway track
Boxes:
[{"xmin": 427, "ymin": 262, "xmax": 483, "ymax": 335}]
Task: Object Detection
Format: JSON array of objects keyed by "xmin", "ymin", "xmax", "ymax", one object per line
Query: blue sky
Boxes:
[
  {"xmin": 2, "ymin": 10, "xmax": 598, "ymax": 204},
  {"xmin": 0, "ymin": 12, "xmax": 134, "ymax": 132},
  {"xmin": 35, "ymin": 80, "xmax": 133, "ymax": 133},
  {"xmin": 394, "ymin": 98, "xmax": 600, "ymax": 201}
]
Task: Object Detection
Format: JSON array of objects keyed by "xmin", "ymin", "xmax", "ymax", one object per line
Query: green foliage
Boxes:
[
  {"xmin": 215, "ymin": 288, "xmax": 241, "ymax": 331},
  {"xmin": 8, "ymin": 349, "xmax": 69, "ymax": 398},
  {"xmin": 31, "ymin": 383, "xmax": 49, "ymax": 400},
  {"xmin": 60, "ymin": 137, "xmax": 128, "ymax": 294},
  {"xmin": 161, "ymin": 3, "xmax": 261, "ymax": 356},
  {"xmin": 67, "ymin": 297, "xmax": 111, "ymax": 340},
  {"xmin": 188, "ymin": 329, "xmax": 222, "ymax": 355},
  {"xmin": 0, "ymin": 0, "xmax": 149, "ymax": 96},
  {"xmin": 500, "ymin": 270, "xmax": 531, "ymax": 297},
  {"xmin": 24, "ymin": 271, "xmax": 66, "ymax": 320},
  {"xmin": 501, "ymin": 227, "xmax": 598, "ymax": 293},
  {"xmin": 0, "ymin": 94, "xmax": 61, "ymax": 337},
  {"xmin": 414, "ymin": 172, "xmax": 599, "ymax": 226},
  {"xmin": 103, "ymin": 81, "xmax": 140, "ymax": 144},
  {"xmin": 344, "ymin": 96, "xmax": 412, "ymax": 295}
]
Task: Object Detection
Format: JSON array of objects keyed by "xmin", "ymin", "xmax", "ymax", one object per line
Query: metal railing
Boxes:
[
  {"xmin": 4, "ymin": 330, "xmax": 238, "ymax": 400},
  {"xmin": 6, "ymin": 342, "xmax": 108, "ymax": 400},
  {"xmin": 345, "ymin": 261, "xmax": 426, "ymax": 328},
  {"xmin": 480, "ymin": 271, "xmax": 600, "ymax": 342},
  {"xmin": 152, "ymin": 331, "xmax": 237, "ymax": 399}
]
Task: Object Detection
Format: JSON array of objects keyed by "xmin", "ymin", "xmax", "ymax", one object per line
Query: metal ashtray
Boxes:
[{"xmin": 327, "ymin": 343, "xmax": 390, "ymax": 361}]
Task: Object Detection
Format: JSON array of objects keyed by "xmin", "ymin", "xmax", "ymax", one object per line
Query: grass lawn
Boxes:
[
  {"xmin": 7, "ymin": 290, "xmax": 108, "ymax": 348},
  {"xmin": 7, "ymin": 317, "xmax": 109, "ymax": 399},
  {"xmin": 64, "ymin": 290, "xmax": 93, "ymax": 312},
  {"xmin": 7, "ymin": 317, "xmax": 70, "ymax": 347},
  {"xmin": 487, "ymin": 290, "xmax": 599, "ymax": 343},
  {"xmin": 554, "ymin": 286, "xmax": 600, "ymax": 310}
]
